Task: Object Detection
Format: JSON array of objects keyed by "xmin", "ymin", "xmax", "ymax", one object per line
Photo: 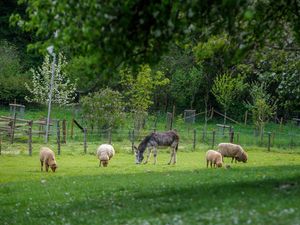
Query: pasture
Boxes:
[{"xmin": 1, "ymin": 146, "xmax": 300, "ymax": 225}]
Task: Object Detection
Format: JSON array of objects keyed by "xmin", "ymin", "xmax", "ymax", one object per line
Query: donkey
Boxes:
[{"xmin": 134, "ymin": 131, "xmax": 179, "ymax": 165}]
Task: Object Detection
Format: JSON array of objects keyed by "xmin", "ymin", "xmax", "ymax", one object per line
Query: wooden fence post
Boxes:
[
  {"xmin": 57, "ymin": 120, "xmax": 61, "ymax": 155},
  {"xmin": 10, "ymin": 113, "xmax": 17, "ymax": 144},
  {"xmin": 131, "ymin": 129, "xmax": 135, "ymax": 154},
  {"xmin": 193, "ymin": 129, "xmax": 196, "ymax": 151},
  {"xmin": 83, "ymin": 128, "xmax": 87, "ymax": 154},
  {"xmin": 71, "ymin": 118, "xmax": 74, "ymax": 139},
  {"xmin": 229, "ymin": 130, "xmax": 234, "ymax": 143},
  {"xmin": 202, "ymin": 129, "xmax": 206, "ymax": 143},
  {"xmin": 28, "ymin": 120, "xmax": 33, "ymax": 156},
  {"xmin": 267, "ymin": 132, "xmax": 271, "ymax": 151},
  {"xmin": 212, "ymin": 130, "xmax": 216, "ymax": 149},
  {"xmin": 62, "ymin": 119, "xmax": 66, "ymax": 144},
  {"xmin": 0, "ymin": 132, "xmax": 2, "ymax": 155},
  {"xmin": 108, "ymin": 128, "xmax": 112, "ymax": 144}
]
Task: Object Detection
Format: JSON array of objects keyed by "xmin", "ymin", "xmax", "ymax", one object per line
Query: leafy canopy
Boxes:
[{"xmin": 10, "ymin": 0, "xmax": 300, "ymax": 74}]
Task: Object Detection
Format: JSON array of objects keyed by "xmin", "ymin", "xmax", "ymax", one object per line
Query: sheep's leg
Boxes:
[
  {"xmin": 206, "ymin": 160, "xmax": 209, "ymax": 168},
  {"xmin": 40, "ymin": 160, "xmax": 44, "ymax": 172},
  {"xmin": 153, "ymin": 147, "xmax": 157, "ymax": 165},
  {"xmin": 45, "ymin": 163, "xmax": 49, "ymax": 172},
  {"xmin": 99, "ymin": 161, "xmax": 101, "ymax": 167},
  {"xmin": 144, "ymin": 148, "xmax": 152, "ymax": 164},
  {"xmin": 231, "ymin": 157, "xmax": 234, "ymax": 163},
  {"xmin": 210, "ymin": 161, "xmax": 213, "ymax": 168}
]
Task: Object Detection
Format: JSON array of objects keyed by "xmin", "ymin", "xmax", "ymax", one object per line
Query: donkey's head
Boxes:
[{"xmin": 133, "ymin": 145, "xmax": 144, "ymax": 164}]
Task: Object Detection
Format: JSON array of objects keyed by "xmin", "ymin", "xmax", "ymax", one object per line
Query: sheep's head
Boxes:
[
  {"xmin": 100, "ymin": 155, "xmax": 109, "ymax": 167},
  {"xmin": 101, "ymin": 160, "xmax": 109, "ymax": 167},
  {"xmin": 134, "ymin": 146, "xmax": 144, "ymax": 164},
  {"xmin": 239, "ymin": 152, "xmax": 248, "ymax": 163},
  {"xmin": 50, "ymin": 164, "xmax": 57, "ymax": 172},
  {"xmin": 216, "ymin": 162, "xmax": 223, "ymax": 168}
]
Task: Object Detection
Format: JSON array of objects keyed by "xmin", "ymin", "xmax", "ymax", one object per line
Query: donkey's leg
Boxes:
[
  {"xmin": 153, "ymin": 147, "xmax": 158, "ymax": 165},
  {"xmin": 144, "ymin": 148, "xmax": 152, "ymax": 164},
  {"xmin": 168, "ymin": 148, "xmax": 174, "ymax": 165},
  {"xmin": 172, "ymin": 148, "xmax": 177, "ymax": 164}
]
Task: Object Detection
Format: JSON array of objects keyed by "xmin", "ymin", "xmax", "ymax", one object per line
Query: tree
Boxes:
[
  {"xmin": 80, "ymin": 88, "xmax": 125, "ymax": 132},
  {"xmin": 247, "ymin": 84, "xmax": 277, "ymax": 141},
  {"xmin": 10, "ymin": 1, "xmax": 300, "ymax": 75},
  {"xmin": 0, "ymin": 40, "xmax": 30, "ymax": 103},
  {"xmin": 120, "ymin": 65, "xmax": 169, "ymax": 130},
  {"xmin": 169, "ymin": 66, "xmax": 203, "ymax": 109},
  {"xmin": 25, "ymin": 52, "xmax": 76, "ymax": 106},
  {"xmin": 212, "ymin": 73, "xmax": 246, "ymax": 124}
]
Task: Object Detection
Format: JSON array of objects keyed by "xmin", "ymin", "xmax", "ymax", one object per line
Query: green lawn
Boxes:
[{"xmin": 1, "ymin": 148, "xmax": 300, "ymax": 225}]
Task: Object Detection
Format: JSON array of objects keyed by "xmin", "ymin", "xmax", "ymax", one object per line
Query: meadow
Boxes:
[
  {"xmin": 1, "ymin": 145, "xmax": 300, "ymax": 225},
  {"xmin": 1, "ymin": 106, "xmax": 300, "ymax": 224}
]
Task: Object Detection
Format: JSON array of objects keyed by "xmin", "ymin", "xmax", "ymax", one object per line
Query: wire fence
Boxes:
[
  {"xmin": 0, "ymin": 103, "xmax": 300, "ymax": 155},
  {"xmin": 1, "ymin": 119, "xmax": 300, "ymax": 156}
]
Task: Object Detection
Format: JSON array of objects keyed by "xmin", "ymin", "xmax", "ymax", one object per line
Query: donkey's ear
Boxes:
[{"xmin": 132, "ymin": 145, "xmax": 138, "ymax": 154}]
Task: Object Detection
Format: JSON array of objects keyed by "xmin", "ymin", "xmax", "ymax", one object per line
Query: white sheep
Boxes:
[
  {"xmin": 96, "ymin": 144, "xmax": 115, "ymax": 167},
  {"xmin": 217, "ymin": 143, "xmax": 248, "ymax": 163},
  {"xmin": 205, "ymin": 150, "xmax": 223, "ymax": 168},
  {"xmin": 39, "ymin": 147, "xmax": 57, "ymax": 172}
]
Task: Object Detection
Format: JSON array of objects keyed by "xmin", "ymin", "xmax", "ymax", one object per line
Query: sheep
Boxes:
[
  {"xmin": 96, "ymin": 144, "xmax": 115, "ymax": 167},
  {"xmin": 39, "ymin": 147, "xmax": 57, "ymax": 172},
  {"xmin": 217, "ymin": 143, "xmax": 248, "ymax": 163},
  {"xmin": 205, "ymin": 150, "xmax": 223, "ymax": 168}
]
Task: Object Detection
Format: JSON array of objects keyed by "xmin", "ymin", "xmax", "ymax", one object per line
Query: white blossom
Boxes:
[{"xmin": 25, "ymin": 52, "xmax": 76, "ymax": 106}]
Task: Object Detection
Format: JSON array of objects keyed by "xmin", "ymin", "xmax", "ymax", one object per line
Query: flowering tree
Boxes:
[{"xmin": 25, "ymin": 52, "xmax": 76, "ymax": 105}]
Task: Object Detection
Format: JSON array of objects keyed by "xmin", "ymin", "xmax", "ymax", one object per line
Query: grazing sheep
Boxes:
[
  {"xmin": 217, "ymin": 143, "xmax": 248, "ymax": 163},
  {"xmin": 40, "ymin": 147, "xmax": 57, "ymax": 172},
  {"xmin": 206, "ymin": 150, "xmax": 223, "ymax": 168},
  {"xmin": 96, "ymin": 144, "xmax": 115, "ymax": 167}
]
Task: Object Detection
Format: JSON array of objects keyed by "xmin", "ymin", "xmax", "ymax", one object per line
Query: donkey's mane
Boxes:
[{"xmin": 138, "ymin": 133, "xmax": 154, "ymax": 152}]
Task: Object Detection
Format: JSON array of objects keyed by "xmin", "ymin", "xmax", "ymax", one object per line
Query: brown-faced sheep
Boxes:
[
  {"xmin": 39, "ymin": 147, "xmax": 57, "ymax": 172},
  {"xmin": 96, "ymin": 144, "xmax": 115, "ymax": 167},
  {"xmin": 217, "ymin": 143, "xmax": 248, "ymax": 163},
  {"xmin": 206, "ymin": 150, "xmax": 223, "ymax": 168}
]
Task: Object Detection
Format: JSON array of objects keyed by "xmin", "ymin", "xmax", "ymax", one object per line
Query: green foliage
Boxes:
[
  {"xmin": 247, "ymin": 83, "xmax": 277, "ymax": 139},
  {"xmin": 170, "ymin": 66, "xmax": 203, "ymax": 109},
  {"xmin": 193, "ymin": 34, "xmax": 229, "ymax": 63},
  {"xmin": 120, "ymin": 64, "xmax": 169, "ymax": 112},
  {"xmin": 0, "ymin": 40, "xmax": 30, "ymax": 103},
  {"xmin": 120, "ymin": 65, "xmax": 168, "ymax": 130},
  {"xmin": 212, "ymin": 72, "xmax": 247, "ymax": 122},
  {"xmin": 80, "ymin": 88, "xmax": 125, "ymax": 130},
  {"xmin": 10, "ymin": 0, "xmax": 300, "ymax": 75},
  {"xmin": 25, "ymin": 52, "xmax": 77, "ymax": 106},
  {"xmin": 256, "ymin": 49, "xmax": 300, "ymax": 114}
]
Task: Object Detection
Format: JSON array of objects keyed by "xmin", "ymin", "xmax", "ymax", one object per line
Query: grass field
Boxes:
[{"xmin": 1, "ymin": 146, "xmax": 300, "ymax": 225}]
